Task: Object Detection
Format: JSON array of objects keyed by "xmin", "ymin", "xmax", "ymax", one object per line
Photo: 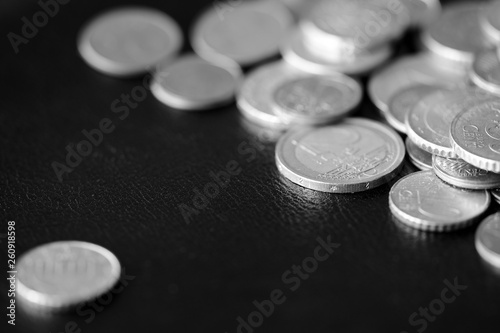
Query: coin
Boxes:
[
  {"xmin": 78, "ymin": 7, "xmax": 182, "ymax": 77},
  {"xmin": 282, "ymin": 28, "xmax": 392, "ymax": 75},
  {"xmin": 272, "ymin": 73, "xmax": 362, "ymax": 125},
  {"xmin": 401, "ymin": 0, "xmax": 441, "ymax": 27},
  {"xmin": 237, "ymin": 61, "xmax": 298, "ymax": 129},
  {"xmin": 389, "ymin": 171, "xmax": 491, "ymax": 232},
  {"xmin": 450, "ymin": 99, "xmax": 500, "ymax": 173},
  {"xmin": 470, "ymin": 48, "xmax": 500, "ymax": 96},
  {"xmin": 368, "ymin": 54, "xmax": 466, "ymax": 114},
  {"xmin": 479, "ymin": 0, "xmax": 500, "ymax": 43},
  {"xmin": 386, "ymin": 84, "xmax": 437, "ymax": 133},
  {"xmin": 151, "ymin": 55, "xmax": 241, "ymax": 110},
  {"xmin": 405, "ymin": 136, "xmax": 432, "ymax": 171},
  {"xmin": 275, "ymin": 118, "xmax": 405, "ymax": 193},
  {"xmin": 420, "ymin": 2, "xmax": 493, "ymax": 66},
  {"xmin": 191, "ymin": 0, "xmax": 293, "ymax": 67},
  {"xmin": 492, "ymin": 188, "xmax": 500, "ymax": 204},
  {"xmin": 432, "ymin": 155, "xmax": 500, "ymax": 190},
  {"xmin": 476, "ymin": 213, "xmax": 500, "ymax": 268},
  {"xmin": 17, "ymin": 241, "xmax": 121, "ymax": 310}
]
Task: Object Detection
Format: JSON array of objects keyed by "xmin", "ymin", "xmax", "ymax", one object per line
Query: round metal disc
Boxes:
[
  {"xmin": 275, "ymin": 118, "xmax": 405, "ymax": 193},
  {"xmin": 190, "ymin": 0, "xmax": 293, "ymax": 66},
  {"xmin": 470, "ymin": 48, "xmax": 500, "ymax": 96},
  {"xmin": 17, "ymin": 241, "xmax": 121, "ymax": 311},
  {"xmin": 389, "ymin": 171, "xmax": 491, "ymax": 232},
  {"xmin": 401, "ymin": 0, "xmax": 441, "ymax": 27},
  {"xmin": 151, "ymin": 55, "xmax": 241, "ymax": 110},
  {"xmin": 476, "ymin": 213, "xmax": 500, "ymax": 268},
  {"xmin": 432, "ymin": 155, "xmax": 500, "ymax": 190},
  {"xmin": 479, "ymin": 0, "xmax": 500, "ymax": 43},
  {"xmin": 492, "ymin": 188, "xmax": 500, "ymax": 204},
  {"xmin": 405, "ymin": 136, "xmax": 433, "ymax": 171},
  {"xmin": 78, "ymin": 7, "xmax": 182, "ymax": 77}
]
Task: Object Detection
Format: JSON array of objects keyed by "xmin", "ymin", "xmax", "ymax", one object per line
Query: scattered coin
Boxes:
[
  {"xmin": 451, "ymin": 99, "xmax": 500, "ymax": 173},
  {"xmin": 272, "ymin": 73, "xmax": 362, "ymax": 125},
  {"xmin": 433, "ymin": 155, "xmax": 500, "ymax": 190},
  {"xmin": 389, "ymin": 171, "xmax": 491, "ymax": 232},
  {"xmin": 420, "ymin": 2, "xmax": 493, "ymax": 66},
  {"xmin": 275, "ymin": 118, "xmax": 405, "ymax": 193},
  {"xmin": 78, "ymin": 7, "xmax": 183, "ymax": 77},
  {"xmin": 151, "ymin": 55, "xmax": 241, "ymax": 110},
  {"xmin": 470, "ymin": 48, "xmax": 500, "ymax": 96},
  {"xmin": 17, "ymin": 241, "xmax": 121, "ymax": 311},
  {"xmin": 479, "ymin": 0, "xmax": 500, "ymax": 43},
  {"xmin": 405, "ymin": 136, "xmax": 433, "ymax": 171},
  {"xmin": 401, "ymin": 0, "xmax": 441, "ymax": 27},
  {"xmin": 191, "ymin": 0, "xmax": 293, "ymax": 67},
  {"xmin": 476, "ymin": 213, "xmax": 500, "ymax": 268},
  {"xmin": 386, "ymin": 84, "xmax": 437, "ymax": 133}
]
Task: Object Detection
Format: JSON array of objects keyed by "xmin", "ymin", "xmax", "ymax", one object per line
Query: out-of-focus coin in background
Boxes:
[
  {"xmin": 151, "ymin": 55, "xmax": 241, "ymax": 110},
  {"xmin": 470, "ymin": 48, "xmax": 500, "ymax": 96},
  {"xmin": 492, "ymin": 188, "xmax": 500, "ymax": 204},
  {"xmin": 389, "ymin": 171, "xmax": 491, "ymax": 232},
  {"xmin": 191, "ymin": 0, "xmax": 293, "ymax": 67},
  {"xmin": 476, "ymin": 213, "xmax": 500, "ymax": 268},
  {"xmin": 405, "ymin": 136, "xmax": 433, "ymax": 171},
  {"xmin": 479, "ymin": 0, "xmax": 500, "ymax": 43},
  {"xmin": 401, "ymin": 0, "xmax": 441, "ymax": 28},
  {"xmin": 275, "ymin": 118, "xmax": 405, "ymax": 193},
  {"xmin": 17, "ymin": 241, "xmax": 121, "ymax": 311},
  {"xmin": 78, "ymin": 7, "xmax": 183, "ymax": 77}
]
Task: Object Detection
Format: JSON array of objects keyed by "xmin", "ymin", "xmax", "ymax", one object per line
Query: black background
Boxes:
[{"xmin": 1, "ymin": 0, "xmax": 499, "ymax": 332}]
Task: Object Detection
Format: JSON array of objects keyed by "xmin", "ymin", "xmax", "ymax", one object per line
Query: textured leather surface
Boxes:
[{"xmin": 1, "ymin": 0, "xmax": 500, "ymax": 332}]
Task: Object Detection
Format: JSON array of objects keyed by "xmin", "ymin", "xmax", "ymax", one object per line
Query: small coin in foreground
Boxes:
[
  {"xmin": 470, "ymin": 48, "xmax": 500, "ymax": 96},
  {"xmin": 476, "ymin": 213, "xmax": 500, "ymax": 268},
  {"xmin": 276, "ymin": 118, "xmax": 405, "ymax": 193},
  {"xmin": 17, "ymin": 241, "xmax": 121, "ymax": 311},
  {"xmin": 405, "ymin": 137, "xmax": 433, "ymax": 171},
  {"xmin": 78, "ymin": 7, "xmax": 182, "ymax": 77},
  {"xmin": 151, "ymin": 55, "xmax": 241, "ymax": 110},
  {"xmin": 432, "ymin": 155, "xmax": 500, "ymax": 190},
  {"xmin": 389, "ymin": 171, "xmax": 490, "ymax": 232}
]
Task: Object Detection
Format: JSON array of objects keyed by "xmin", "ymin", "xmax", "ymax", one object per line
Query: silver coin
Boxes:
[
  {"xmin": 282, "ymin": 28, "xmax": 392, "ymax": 75},
  {"xmin": 405, "ymin": 136, "xmax": 433, "ymax": 171},
  {"xmin": 389, "ymin": 171, "xmax": 491, "ymax": 232},
  {"xmin": 470, "ymin": 48, "xmax": 500, "ymax": 96},
  {"xmin": 17, "ymin": 241, "xmax": 121, "ymax": 310},
  {"xmin": 237, "ymin": 61, "xmax": 298, "ymax": 129},
  {"xmin": 420, "ymin": 2, "xmax": 493, "ymax": 66},
  {"xmin": 479, "ymin": 0, "xmax": 500, "ymax": 43},
  {"xmin": 78, "ymin": 7, "xmax": 182, "ymax": 77},
  {"xmin": 191, "ymin": 0, "xmax": 293, "ymax": 67},
  {"xmin": 272, "ymin": 74, "xmax": 362, "ymax": 125},
  {"xmin": 151, "ymin": 55, "xmax": 242, "ymax": 110},
  {"xmin": 476, "ymin": 213, "xmax": 500, "ymax": 268},
  {"xmin": 432, "ymin": 155, "xmax": 500, "ymax": 190},
  {"xmin": 386, "ymin": 84, "xmax": 437, "ymax": 133},
  {"xmin": 275, "ymin": 118, "xmax": 405, "ymax": 193},
  {"xmin": 401, "ymin": 0, "xmax": 441, "ymax": 27},
  {"xmin": 450, "ymin": 99, "xmax": 500, "ymax": 173},
  {"xmin": 368, "ymin": 54, "xmax": 466, "ymax": 114}
]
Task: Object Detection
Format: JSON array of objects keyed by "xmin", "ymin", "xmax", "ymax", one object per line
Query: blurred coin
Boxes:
[
  {"xmin": 433, "ymin": 155, "xmax": 500, "ymax": 190},
  {"xmin": 282, "ymin": 29, "xmax": 392, "ymax": 75},
  {"xmin": 275, "ymin": 118, "xmax": 405, "ymax": 193},
  {"xmin": 479, "ymin": 0, "xmax": 500, "ymax": 43},
  {"xmin": 405, "ymin": 136, "xmax": 433, "ymax": 170},
  {"xmin": 492, "ymin": 188, "xmax": 500, "ymax": 204},
  {"xmin": 151, "ymin": 55, "xmax": 241, "ymax": 110},
  {"xmin": 279, "ymin": 0, "xmax": 318, "ymax": 18},
  {"xmin": 420, "ymin": 2, "xmax": 493, "ymax": 66},
  {"xmin": 17, "ymin": 241, "xmax": 121, "ymax": 311},
  {"xmin": 272, "ymin": 74, "xmax": 362, "ymax": 125},
  {"xmin": 470, "ymin": 48, "xmax": 500, "ymax": 96},
  {"xmin": 237, "ymin": 61, "xmax": 297, "ymax": 129},
  {"xmin": 368, "ymin": 54, "xmax": 466, "ymax": 114},
  {"xmin": 386, "ymin": 84, "xmax": 437, "ymax": 133},
  {"xmin": 191, "ymin": 0, "xmax": 293, "ymax": 67},
  {"xmin": 401, "ymin": 0, "xmax": 441, "ymax": 27},
  {"xmin": 78, "ymin": 7, "xmax": 182, "ymax": 77},
  {"xmin": 450, "ymin": 99, "xmax": 500, "ymax": 173},
  {"xmin": 389, "ymin": 171, "xmax": 490, "ymax": 232},
  {"xmin": 476, "ymin": 213, "xmax": 500, "ymax": 268}
]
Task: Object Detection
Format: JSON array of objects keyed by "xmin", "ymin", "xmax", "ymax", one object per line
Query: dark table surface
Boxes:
[{"xmin": 1, "ymin": 0, "xmax": 499, "ymax": 332}]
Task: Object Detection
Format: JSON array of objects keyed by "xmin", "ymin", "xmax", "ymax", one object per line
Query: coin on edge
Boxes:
[
  {"xmin": 190, "ymin": 0, "xmax": 293, "ymax": 67},
  {"xmin": 78, "ymin": 7, "xmax": 182, "ymax": 77},
  {"xmin": 389, "ymin": 171, "xmax": 491, "ymax": 232},
  {"xmin": 432, "ymin": 155, "xmax": 500, "ymax": 190},
  {"xmin": 272, "ymin": 73, "xmax": 362, "ymax": 125},
  {"xmin": 275, "ymin": 118, "xmax": 405, "ymax": 193},
  {"xmin": 151, "ymin": 55, "xmax": 242, "ymax": 110},
  {"xmin": 451, "ymin": 99, "xmax": 500, "ymax": 173},
  {"xmin": 406, "ymin": 137, "xmax": 432, "ymax": 171},
  {"xmin": 476, "ymin": 213, "xmax": 500, "ymax": 268},
  {"xmin": 17, "ymin": 241, "xmax": 121, "ymax": 311},
  {"xmin": 470, "ymin": 48, "xmax": 500, "ymax": 96}
]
